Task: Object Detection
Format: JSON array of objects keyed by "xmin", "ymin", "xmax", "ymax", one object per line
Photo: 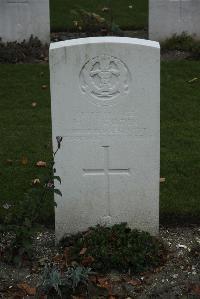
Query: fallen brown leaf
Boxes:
[
  {"xmin": 97, "ymin": 277, "xmax": 114, "ymax": 296},
  {"xmin": 188, "ymin": 77, "xmax": 198, "ymax": 83},
  {"xmin": 102, "ymin": 7, "xmax": 109, "ymax": 12},
  {"xmin": 188, "ymin": 283, "xmax": 200, "ymax": 295},
  {"xmin": 8, "ymin": 286, "xmax": 25, "ymax": 299},
  {"xmin": 160, "ymin": 177, "xmax": 166, "ymax": 183},
  {"xmin": 127, "ymin": 278, "xmax": 142, "ymax": 286},
  {"xmin": 32, "ymin": 178, "xmax": 40, "ymax": 185},
  {"xmin": 21, "ymin": 156, "xmax": 28, "ymax": 165},
  {"xmin": 81, "ymin": 255, "xmax": 94, "ymax": 266},
  {"xmin": 36, "ymin": 161, "xmax": 47, "ymax": 167},
  {"xmin": 97, "ymin": 277, "xmax": 110, "ymax": 288},
  {"xmin": 17, "ymin": 283, "xmax": 36, "ymax": 296},
  {"xmin": 79, "ymin": 247, "xmax": 87, "ymax": 255},
  {"xmin": 52, "ymin": 254, "xmax": 63, "ymax": 262},
  {"xmin": 32, "ymin": 102, "xmax": 37, "ymax": 107}
]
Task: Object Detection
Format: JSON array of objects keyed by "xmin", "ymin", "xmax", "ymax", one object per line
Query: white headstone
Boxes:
[
  {"xmin": 0, "ymin": 0, "xmax": 50, "ymax": 43},
  {"xmin": 149, "ymin": 0, "xmax": 200, "ymax": 41},
  {"xmin": 50, "ymin": 37, "xmax": 160, "ymax": 242}
]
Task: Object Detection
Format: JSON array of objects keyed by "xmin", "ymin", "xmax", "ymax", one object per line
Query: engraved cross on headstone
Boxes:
[{"xmin": 83, "ymin": 146, "xmax": 130, "ymax": 216}]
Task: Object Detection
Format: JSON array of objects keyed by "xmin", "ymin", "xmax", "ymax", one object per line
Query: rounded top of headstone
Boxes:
[{"xmin": 50, "ymin": 37, "xmax": 160, "ymax": 51}]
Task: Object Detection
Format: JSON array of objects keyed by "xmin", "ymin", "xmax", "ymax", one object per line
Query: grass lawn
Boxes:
[
  {"xmin": 50, "ymin": 0, "xmax": 148, "ymax": 32},
  {"xmin": 0, "ymin": 65, "xmax": 53, "ymax": 224},
  {"xmin": 0, "ymin": 61, "xmax": 199, "ymax": 225},
  {"xmin": 160, "ymin": 61, "xmax": 200, "ymax": 223}
]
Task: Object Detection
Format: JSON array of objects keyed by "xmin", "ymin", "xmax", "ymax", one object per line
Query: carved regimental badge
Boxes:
[{"xmin": 80, "ymin": 55, "xmax": 130, "ymax": 105}]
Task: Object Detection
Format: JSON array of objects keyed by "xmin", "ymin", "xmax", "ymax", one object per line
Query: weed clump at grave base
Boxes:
[
  {"xmin": 61, "ymin": 223, "xmax": 167, "ymax": 274},
  {"xmin": 0, "ymin": 36, "xmax": 48, "ymax": 63},
  {"xmin": 162, "ymin": 33, "xmax": 200, "ymax": 59}
]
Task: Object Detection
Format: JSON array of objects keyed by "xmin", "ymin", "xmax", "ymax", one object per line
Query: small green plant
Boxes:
[
  {"xmin": 71, "ymin": 8, "xmax": 121, "ymax": 35},
  {"xmin": 1, "ymin": 218, "xmax": 34, "ymax": 266},
  {"xmin": 0, "ymin": 36, "xmax": 48, "ymax": 63},
  {"xmin": 1, "ymin": 137, "xmax": 63, "ymax": 266},
  {"xmin": 36, "ymin": 264, "xmax": 92, "ymax": 298},
  {"xmin": 65, "ymin": 265, "xmax": 92, "ymax": 291},
  {"xmin": 162, "ymin": 33, "xmax": 200, "ymax": 59},
  {"xmin": 63, "ymin": 223, "xmax": 167, "ymax": 274},
  {"xmin": 36, "ymin": 265, "xmax": 64, "ymax": 298}
]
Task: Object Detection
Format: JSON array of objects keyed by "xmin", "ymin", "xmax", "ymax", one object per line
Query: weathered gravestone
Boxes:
[
  {"xmin": 0, "ymin": 0, "xmax": 50, "ymax": 43},
  {"xmin": 50, "ymin": 37, "xmax": 160, "ymax": 242},
  {"xmin": 149, "ymin": 0, "xmax": 200, "ymax": 41}
]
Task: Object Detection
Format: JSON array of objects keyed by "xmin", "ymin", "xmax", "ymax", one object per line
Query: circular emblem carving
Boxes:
[{"xmin": 80, "ymin": 55, "xmax": 130, "ymax": 105}]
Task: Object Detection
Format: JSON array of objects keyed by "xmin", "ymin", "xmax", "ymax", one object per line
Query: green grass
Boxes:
[
  {"xmin": 0, "ymin": 61, "xmax": 199, "ymax": 225},
  {"xmin": 160, "ymin": 61, "xmax": 200, "ymax": 223},
  {"xmin": 0, "ymin": 65, "xmax": 53, "ymax": 224},
  {"xmin": 50, "ymin": 0, "xmax": 148, "ymax": 32}
]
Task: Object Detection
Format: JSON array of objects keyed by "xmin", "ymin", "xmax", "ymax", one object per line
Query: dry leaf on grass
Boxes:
[
  {"xmin": 79, "ymin": 247, "xmax": 87, "ymax": 255},
  {"xmin": 36, "ymin": 161, "xmax": 47, "ymax": 167},
  {"xmin": 32, "ymin": 178, "xmax": 40, "ymax": 185},
  {"xmin": 160, "ymin": 177, "xmax": 166, "ymax": 183},
  {"xmin": 3, "ymin": 203, "xmax": 12, "ymax": 210},
  {"xmin": 102, "ymin": 7, "xmax": 109, "ymax": 11},
  {"xmin": 188, "ymin": 77, "xmax": 198, "ymax": 83},
  {"xmin": 21, "ymin": 156, "xmax": 28, "ymax": 165},
  {"xmin": 32, "ymin": 102, "xmax": 37, "ymax": 107},
  {"xmin": 42, "ymin": 85, "xmax": 47, "ymax": 89}
]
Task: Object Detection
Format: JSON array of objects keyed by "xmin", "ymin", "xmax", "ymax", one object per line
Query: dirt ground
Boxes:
[{"xmin": 0, "ymin": 225, "xmax": 199, "ymax": 298}]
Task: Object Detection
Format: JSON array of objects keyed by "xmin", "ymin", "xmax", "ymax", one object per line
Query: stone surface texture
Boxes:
[
  {"xmin": 149, "ymin": 0, "xmax": 200, "ymax": 41},
  {"xmin": 0, "ymin": 0, "xmax": 50, "ymax": 43},
  {"xmin": 50, "ymin": 37, "xmax": 160, "ymax": 241}
]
